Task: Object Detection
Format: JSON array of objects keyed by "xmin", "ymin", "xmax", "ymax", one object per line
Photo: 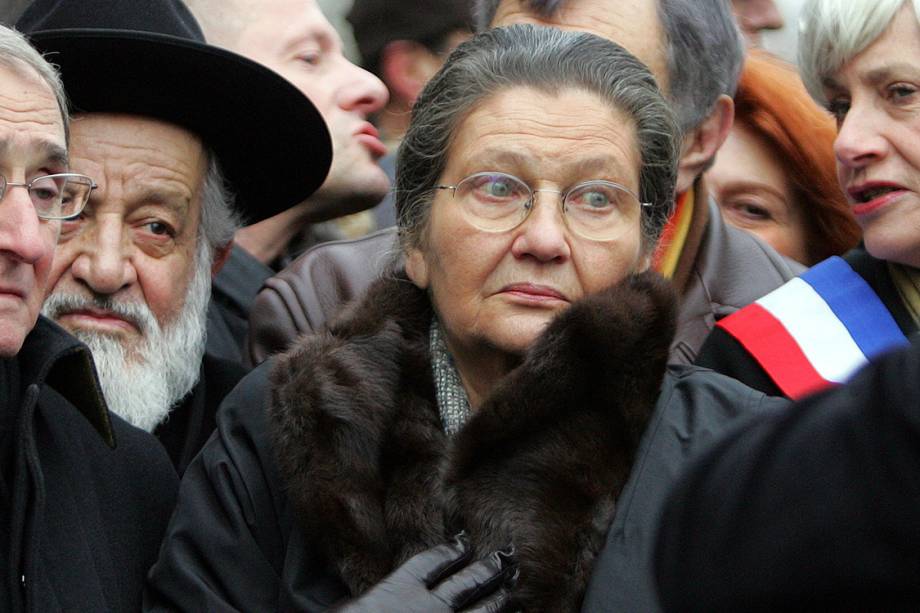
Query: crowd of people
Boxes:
[{"xmin": 0, "ymin": 0, "xmax": 917, "ymax": 611}]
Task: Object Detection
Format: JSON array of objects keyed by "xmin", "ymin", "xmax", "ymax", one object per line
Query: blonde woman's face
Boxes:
[{"xmin": 825, "ymin": 5, "xmax": 920, "ymax": 268}]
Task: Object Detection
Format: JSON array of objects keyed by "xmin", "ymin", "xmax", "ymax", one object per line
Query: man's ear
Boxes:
[
  {"xmin": 675, "ymin": 94, "xmax": 734, "ymax": 194},
  {"xmin": 404, "ymin": 247, "xmax": 429, "ymax": 289},
  {"xmin": 211, "ymin": 241, "xmax": 234, "ymax": 277},
  {"xmin": 380, "ymin": 40, "xmax": 434, "ymax": 106}
]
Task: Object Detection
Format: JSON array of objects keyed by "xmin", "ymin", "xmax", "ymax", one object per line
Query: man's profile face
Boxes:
[
  {"xmin": 492, "ymin": 0, "xmax": 670, "ymax": 93},
  {"xmin": 233, "ymin": 0, "xmax": 391, "ymax": 215},
  {"xmin": 0, "ymin": 62, "xmax": 66, "ymax": 356},
  {"xmin": 45, "ymin": 114, "xmax": 205, "ymax": 355}
]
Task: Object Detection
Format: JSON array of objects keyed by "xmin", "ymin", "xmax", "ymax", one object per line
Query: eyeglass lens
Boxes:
[
  {"xmin": 1, "ymin": 174, "xmax": 94, "ymax": 219},
  {"xmin": 452, "ymin": 172, "xmax": 640, "ymax": 240}
]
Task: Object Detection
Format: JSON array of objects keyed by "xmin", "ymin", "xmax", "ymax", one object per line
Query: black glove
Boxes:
[{"xmin": 334, "ymin": 535, "xmax": 517, "ymax": 613}]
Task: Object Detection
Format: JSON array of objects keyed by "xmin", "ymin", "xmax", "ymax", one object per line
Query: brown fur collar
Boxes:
[{"xmin": 269, "ymin": 271, "xmax": 676, "ymax": 611}]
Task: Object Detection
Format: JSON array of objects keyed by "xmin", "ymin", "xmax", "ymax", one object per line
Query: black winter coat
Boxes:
[
  {"xmin": 147, "ymin": 272, "xmax": 785, "ymax": 612},
  {"xmin": 657, "ymin": 339, "xmax": 920, "ymax": 611},
  {"xmin": 155, "ymin": 354, "xmax": 246, "ymax": 476},
  {"xmin": 2, "ymin": 317, "xmax": 178, "ymax": 612}
]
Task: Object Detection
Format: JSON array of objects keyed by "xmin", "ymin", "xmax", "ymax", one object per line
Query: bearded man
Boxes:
[{"xmin": 18, "ymin": 0, "xmax": 331, "ymax": 474}]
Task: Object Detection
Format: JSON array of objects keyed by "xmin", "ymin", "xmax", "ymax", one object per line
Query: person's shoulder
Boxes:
[
  {"xmin": 662, "ymin": 365, "xmax": 786, "ymax": 411},
  {"xmin": 651, "ymin": 365, "xmax": 787, "ymax": 452},
  {"xmin": 108, "ymin": 412, "xmax": 179, "ymax": 483}
]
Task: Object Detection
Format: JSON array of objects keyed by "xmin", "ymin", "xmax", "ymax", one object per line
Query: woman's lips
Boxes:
[
  {"xmin": 499, "ymin": 283, "xmax": 569, "ymax": 303},
  {"xmin": 851, "ymin": 189, "xmax": 906, "ymax": 217},
  {"xmin": 847, "ymin": 183, "xmax": 907, "ymax": 217}
]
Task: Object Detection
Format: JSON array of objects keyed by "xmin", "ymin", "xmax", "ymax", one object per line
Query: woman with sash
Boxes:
[{"xmin": 697, "ymin": 0, "xmax": 920, "ymax": 399}]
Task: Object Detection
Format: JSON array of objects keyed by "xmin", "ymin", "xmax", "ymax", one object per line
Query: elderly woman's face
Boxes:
[
  {"xmin": 406, "ymin": 87, "xmax": 648, "ymax": 358},
  {"xmin": 826, "ymin": 5, "xmax": 920, "ymax": 268}
]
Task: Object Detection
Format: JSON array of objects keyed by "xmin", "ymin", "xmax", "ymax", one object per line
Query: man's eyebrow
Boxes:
[
  {"xmin": 0, "ymin": 138, "xmax": 69, "ymax": 168},
  {"xmin": 283, "ymin": 28, "xmax": 338, "ymax": 54},
  {"xmin": 129, "ymin": 186, "xmax": 192, "ymax": 213},
  {"xmin": 42, "ymin": 141, "xmax": 69, "ymax": 167}
]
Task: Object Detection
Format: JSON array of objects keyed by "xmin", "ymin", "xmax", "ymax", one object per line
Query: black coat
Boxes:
[
  {"xmin": 147, "ymin": 273, "xmax": 785, "ymax": 612},
  {"xmin": 2, "ymin": 317, "xmax": 178, "ymax": 612},
  {"xmin": 155, "ymin": 354, "xmax": 246, "ymax": 476},
  {"xmin": 656, "ymin": 339, "xmax": 920, "ymax": 611},
  {"xmin": 696, "ymin": 247, "xmax": 919, "ymax": 397}
]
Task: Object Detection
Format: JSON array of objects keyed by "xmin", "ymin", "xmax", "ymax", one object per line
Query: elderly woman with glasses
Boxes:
[{"xmin": 147, "ymin": 25, "xmax": 783, "ymax": 613}]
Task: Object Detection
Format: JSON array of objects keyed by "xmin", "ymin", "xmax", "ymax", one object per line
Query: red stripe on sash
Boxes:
[{"xmin": 717, "ymin": 303, "xmax": 832, "ymax": 399}]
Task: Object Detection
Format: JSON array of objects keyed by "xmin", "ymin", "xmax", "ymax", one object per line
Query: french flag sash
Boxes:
[{"xmin": 717, "ymin": 256, "xmax": 910, "ymax": 399}]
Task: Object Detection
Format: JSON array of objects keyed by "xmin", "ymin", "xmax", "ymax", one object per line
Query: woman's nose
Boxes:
[
  {"xmin": 834, "ymin": 103, "xmax": 888, "ymax": 170},
  {"xmin": 510, "ymin": 191, "xmax": 571, "ymax": 262}
]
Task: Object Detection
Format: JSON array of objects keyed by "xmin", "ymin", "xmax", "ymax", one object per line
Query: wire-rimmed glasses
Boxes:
[
  {"xmin": 0, "ymin": 173, "xmax": 96, "ymax": 220},
  {"xmin": 435, "ymin": 171, "xmax": 649, "ymax": 241}
]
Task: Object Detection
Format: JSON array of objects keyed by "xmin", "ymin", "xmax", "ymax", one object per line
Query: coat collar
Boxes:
[
  {"xmin": 18, "ymin": 316, "xmax": 114, "ymax": 447},
  {"xmin": 269, "ymin": 270, "xmax": 677, "ymax": 610}
]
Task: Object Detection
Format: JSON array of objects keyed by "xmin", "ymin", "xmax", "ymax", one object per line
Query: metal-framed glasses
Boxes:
[
  {"xmin": 435, "ymin": 172, "xmax": 650, "ymax": 241},
  {"xmin": 0, "ymin": 173, "xmax": 96, "ymax": 220}
]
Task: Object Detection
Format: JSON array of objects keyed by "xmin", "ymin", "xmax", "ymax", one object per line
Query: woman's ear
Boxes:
[{"xmin": 405, "ymin": 248, "xmax": 430, "ymax": 289}]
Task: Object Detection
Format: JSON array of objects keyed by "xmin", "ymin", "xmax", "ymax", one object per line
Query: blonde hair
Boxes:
[{"xmin": 799, "ymin": 0, "xmax": 920, "ymax": 104}]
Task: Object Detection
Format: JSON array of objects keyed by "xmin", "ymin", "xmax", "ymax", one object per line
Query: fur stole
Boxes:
[{"xmin": 269, "ymin": 271, "xmax": 676, "ymax": 611}]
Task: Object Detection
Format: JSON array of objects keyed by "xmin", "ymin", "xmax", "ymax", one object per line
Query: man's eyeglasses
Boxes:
[
  {"xmin": 435, "ymin": 172, "xmax": 650, "ymax": 242},
  {"xmin": 0, "ymin": 173, "xmax": 96, "ymax": 220}
]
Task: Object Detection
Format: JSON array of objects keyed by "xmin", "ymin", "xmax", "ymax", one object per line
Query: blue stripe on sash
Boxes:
[{"xmin": 800, "ymin": 257, "xmax": 909, "ymax": 359}]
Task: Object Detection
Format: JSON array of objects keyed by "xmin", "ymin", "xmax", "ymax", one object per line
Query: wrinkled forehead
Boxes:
[
  {"xmin": 68, "ymin": 113, "xmax": 207, "ymax": 209},
  {"xmin": 0, "ymin": 62, "xmax": 68, "ymax": 166},
  {"xmin": 491, "ymin": 0, "xmax": 669, "ymax": 91}
]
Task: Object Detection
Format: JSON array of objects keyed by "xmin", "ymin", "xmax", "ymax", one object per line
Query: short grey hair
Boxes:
[
  {"xmin": 473, "ymin": 0, "xmax": 744, "ymax": 133},
  {"xmin": 198, "ymin": 151, "xmax": 241, "ymax": 259},
  {"xmin": 0, "ymin": 24, "xmax": 69, "ymax": 139},
  {"xmin": 396, "ymin": 24, "xmax": 680, "ymax": 253},
  {"xmin": 799, "ymin": 0, "xmax": 920, "ymax": 105}
]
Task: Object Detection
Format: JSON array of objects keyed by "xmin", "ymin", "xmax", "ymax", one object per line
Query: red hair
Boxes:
[{"xmin": 734, "ymin": 50, "xmax": 860, "ymax": 264}]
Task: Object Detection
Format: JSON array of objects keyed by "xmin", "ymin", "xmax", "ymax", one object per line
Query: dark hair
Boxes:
[
  {"xmin": 473, "ymin": 0, "xmax": 744, "ymax": 133},
  {"xmin": 396, "ymin": 24, "xmax": 680, "ymax": 252},
  {"xmin": 347, "ymin": 0, "xmax": 473, "ymax": 77}
]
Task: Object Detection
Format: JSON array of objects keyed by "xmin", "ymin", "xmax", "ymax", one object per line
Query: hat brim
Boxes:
[{"xmin": 29, "ymin": 29, "xmax": 332, "ymax": 225}]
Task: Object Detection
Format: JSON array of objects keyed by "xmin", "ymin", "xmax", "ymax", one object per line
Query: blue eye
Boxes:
[
  {"xmin": 467, "ymin": 174, "xmax": 524, "ymax": 202},
  {"xmin": 581, "ymin": 190, "xmax": 611, "ymax": 208},
  {"xmin": 484, "ymin": 178, "xmax": 515, "ymax": 198}
]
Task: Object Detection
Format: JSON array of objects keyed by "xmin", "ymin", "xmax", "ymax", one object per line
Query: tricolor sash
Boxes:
[{"xmin": 717, "ymin": 256, "xmax": 910, "ymax": 399}]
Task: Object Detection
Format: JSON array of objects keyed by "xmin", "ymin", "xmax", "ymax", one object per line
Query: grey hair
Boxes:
[
  {"xmin": 198, "ymin": 151, "xmax": 241, "ymax": 258},
  {"xmin": 0, "ymin": 23, "xmax": 69, "ymax": 139},
  {"xmin": 799, "ymin": 0, "xmax": 920, "ymax": 105},
  {"xmin": 473, "ymin": 0, "xmax": 743, "ymax": 133},
  {"xmin": 396, "ymin": 24, "xmax": 680, "ymax": 253}
]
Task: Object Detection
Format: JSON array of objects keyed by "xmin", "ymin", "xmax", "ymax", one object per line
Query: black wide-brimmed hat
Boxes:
[{"xmin": 17, "ymin": 0, "xmax": 332, "ymax": 225}]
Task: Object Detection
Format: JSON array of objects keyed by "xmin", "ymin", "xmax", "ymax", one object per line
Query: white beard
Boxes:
[{"xmin": 42, "ymin": 241, "xmax": 211, "ymax": 432}]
